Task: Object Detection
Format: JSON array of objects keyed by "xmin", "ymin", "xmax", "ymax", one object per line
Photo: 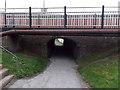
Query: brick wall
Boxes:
[{"xmin": 2, "ymin": 35, "xmax": 119, "ymax": 59}]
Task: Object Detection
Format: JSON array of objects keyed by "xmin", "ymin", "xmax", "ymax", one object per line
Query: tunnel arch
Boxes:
[{"xmin": 47, "ymin": 37, "xmax": 77, "ymax": 58}]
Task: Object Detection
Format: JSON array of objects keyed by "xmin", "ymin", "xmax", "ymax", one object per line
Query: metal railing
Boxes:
[
  {"xmin": 0, "ymin": 45, "xmax": 19, "ymax": 72},
  {"xmin": 0, "ymin": 6, "xmax": 119, "ymax": 29}
]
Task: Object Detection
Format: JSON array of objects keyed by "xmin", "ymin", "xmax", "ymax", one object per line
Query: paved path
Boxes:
[{"xmin": 9, "ymin": 55, "xmax": 88, "ymax": 88}]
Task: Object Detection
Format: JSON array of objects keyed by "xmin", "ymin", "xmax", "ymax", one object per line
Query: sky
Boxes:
[{"xmin": 0, "ymin": 0, "xmax": 119, "ymax": 8}]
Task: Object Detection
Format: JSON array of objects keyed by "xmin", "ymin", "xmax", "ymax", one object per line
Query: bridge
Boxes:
[
  {"xmin": 1, "ymin": 6, "xmax": 120, "ymax": 58},
  {"xmin": 0, "ymin": 6, "xmax": 120, "ymax": 36}
]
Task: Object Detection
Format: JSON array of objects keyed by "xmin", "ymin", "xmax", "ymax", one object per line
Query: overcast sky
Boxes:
[{"xmin": 0, "ymin": 0, "xmax": 119, "ymax": 8}]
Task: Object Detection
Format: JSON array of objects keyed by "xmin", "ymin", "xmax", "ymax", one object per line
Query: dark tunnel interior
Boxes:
[{"xmin": 47, "ymin": 38, "xmax": 76, "ymax": 58}]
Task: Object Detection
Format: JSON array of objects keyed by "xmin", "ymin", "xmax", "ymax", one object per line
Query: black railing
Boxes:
[
  {"xmin": 64, "ymin": 6, "xmax": 67, "ymax": 28},
  {"xmin": 0, "ymin": 6, "xmax": 119, "ymax": 29},
  {"xmin": 29, "ymin": 7, "xmax": 32, "ymax": 28},
  {"xmin": 101, "ymin": 5, "xmax": 105, "ymax": 29}
]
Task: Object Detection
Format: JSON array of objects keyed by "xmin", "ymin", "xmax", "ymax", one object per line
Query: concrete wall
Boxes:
[{"xmin": 2, "ymin": 35, "xmax": 119, "ymax": 59}]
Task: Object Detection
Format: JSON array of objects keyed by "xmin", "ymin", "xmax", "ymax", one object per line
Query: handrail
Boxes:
[
  {"xmin": 0, "ymin": 6, "xmax": 118, "ymax": 9},
  {"xmin": 0, "ymin": 6, "xmax": 118, "ymax": 29},
  {"xmin": 0, "ymin": 45, "xmax": 19, "ymax": 73}
]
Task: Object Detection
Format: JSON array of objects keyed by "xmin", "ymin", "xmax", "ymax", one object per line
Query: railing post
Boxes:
[
  {"xmin": 64, "ymin": 6, "xmax": 67, "ymax": 28},
  {"xmin": 101, "ymin": 5, "xmax": 104, "ymax": 29},
  {"xmin": 4, "ymin": 13, "xmax": 7, "ymax": 27},
  {"xmin": 29, "ymin": 7, "xmax": 32, "ymax": 28}
]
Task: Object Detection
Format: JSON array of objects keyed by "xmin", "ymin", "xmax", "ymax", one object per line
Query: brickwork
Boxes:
[{"xmin": 2, "ymin": 35, "xmax": 119, "ymax": 59}]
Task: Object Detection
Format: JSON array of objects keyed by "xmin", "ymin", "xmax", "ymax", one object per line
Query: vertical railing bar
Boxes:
[
  {"xmin": 44, "ymin": 14, "xmax": 46, "ymax": 26},
  {"xmin": 84, "ymin": 15, "xmax": 86, "ymax": 28},
  {"xmin": 26, "ymin": 13, "xmax": 27, "ymax": 26},
  {"xmin": 117, "ymin": 15, "xmax": 118, "ymax": 28},
  {"xmin": 47, "ymin": 14, "xmax": 48, "ymax": 27},
  {"xmin": 93, "ymin": 13, "xmax": 97, "ymax": 28},
  {"xmin": 89, "ymin": 15, "xmax": 90, "ymax": 28},
  {"xmin": 74, "ymin": 15, "xmax": 76, "ymax": 27},
  {"xmin": 4, "ymin": 13, "xmax": 7, "ymax": 27},
  {"xmin": 83, "ymin": 15, "xmax": 84, "ymax": 28},
  {"xmin": 80, "ymin": 15, "xmax": 82, "ymax": 28},
  {"xmin": 87, "ymin": 15, "xmax": 89, "ymax": 28},
  {"xmin": 89, "ymin": 15, "xmax": 92, "ymax": 28},
  {"xmin": 112, "ymin": 15, "xmax": 113, "ymax": 28},
  {"xmin": 29, "ymin": 7, "xmax": 32, "ymax": 28},
  {"xmin": 64, "ymin": 6, "xmax": 67, "ymax": 28},
  {"xmin": 23, "ymin": 13, "xmax": 24, "ymax": 26},
  {"xmin": 52, "ymin": 14, "xmax": 54, "ymax": 27},
  {"xmin": 86, "ymin": 15, "xmax": 87, "ymax": 28},
  {"xmin": 55, "ymin": 14, "xmax": 56, "ymax": 27},
  {"xmin": 73, "ymin": 15, "xmax": 74, "ymax": 27},
  {"xmin": 104, "ymin": 15, "xmax": 106, "ymax": 28},
  {"xmin": 50, "ymin": 14, "xmax": 51, "ymax": 26},
  {"xmin": 56, "ymin": 15, "xmax": 58, "ymax": 26},
  {"xmin": 91, "ymin": 15, "xmax": 93, "ymax": 28},
  {"xmin": 114, "ymin": 15, "xmax": 116, "ymax": 27},
  {"xmin": 24, "ymin": 13, "xmax": 25, "ymax": 26},
  {"xmin": 78, "ymin": 15, "xmax": 79, "ymax": 27},
  {"xmin": 114, "ymin": 15, "xmax": 115, "ymax": 28},
  {"xmin": 57, "ymin": 15, "xmax": 59, "ymax": 26},
  {"xmin": 107, "ymin": 15, "xmax": 109, "ymax": 28},
  {"xmin": 67, "ymin": 14, "xmax": 68, "ymax": 27},
  {"xmin": 60, "ymin": 15, "xmax": 61, "ymax": 26},
  {"xmin": 45, "ymin": 14, "xmax": 47, "ymax": 26},
  {"xmin": 77, "ymin": 15, "xmax": 78, "ymax": 27},
  {"xmin": 99, "ymin": 15, "xmax": 101, "ymax": 28},
  {"xmin": 51, "ymin": 14, "xmax": 52, "ymax": 27},
  {"xmin": 20, "ymin": 13, "xmax": 22, "ymax": 26},
  {"xmin": 8, "ymin": 13, "xmax": 9, "ymax": 26},
  {"xmin": 38, "ymin": 13, "xmax": 40, "ymax": 28},
  {"xmin": 107, "ymin": 15, "xmax": 108, "ymax": 28},
  {"xmin": 110, "ymin": 14, "xmax": 111, "ymax": 28},
  {"xmin": 12, "ymin": 13, "xmax": 15, "ymax": 27},
  {"xmin": 101, "ymin": 5, "xmax": 104, "ymax": 29},
  {"xmin": 92, "ymin": 15, "xmax": 93, "ymax": 28},
  {"xmin": 88, "ymin": 15, "xmax": 90, "ymax": 28},
  {"xmin": 73, "ymin": 15, "xmax": 75, "ymax": 27}
]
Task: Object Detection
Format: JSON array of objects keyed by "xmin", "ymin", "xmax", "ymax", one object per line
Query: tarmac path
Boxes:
[{"xmin": 9, "ymin": 55, "xmax": 88, "ymax": 88}]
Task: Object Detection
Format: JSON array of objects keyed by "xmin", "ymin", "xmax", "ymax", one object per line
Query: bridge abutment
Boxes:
[
  {"xmin": 7, "ymin": 35, "xmax": 22, "ymax": 52},
  {"xmin": 2, "ymin": 35, "xmax": 119, "ymax": 59},
  {"xmin": 2, "ymin": 35, "xmax": 22, "ymax": 52}
]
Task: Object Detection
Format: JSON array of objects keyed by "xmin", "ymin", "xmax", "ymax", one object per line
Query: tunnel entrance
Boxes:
[{"xmin": 47, "ymin": 38, "xmax": 77, "ymax": 58}]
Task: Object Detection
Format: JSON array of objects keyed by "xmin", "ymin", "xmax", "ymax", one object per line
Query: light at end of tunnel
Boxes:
[{"xmin": 54, "ymin": 38, "xmax": 64, "ymax": 46}]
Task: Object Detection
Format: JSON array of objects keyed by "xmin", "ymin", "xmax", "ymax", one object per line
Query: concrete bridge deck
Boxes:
[{"xmin": 1, "ymin": 29, "xmax": 119, "ymax": 37}]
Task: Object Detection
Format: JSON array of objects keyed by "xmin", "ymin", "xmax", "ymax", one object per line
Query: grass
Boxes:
[
  {"xmin": 0, "ymin": 50, "xmax": 49, "ymax": 78},
  {"xmin": 76, "ymin": 47, "xmax": 119, "ymax": 88}
]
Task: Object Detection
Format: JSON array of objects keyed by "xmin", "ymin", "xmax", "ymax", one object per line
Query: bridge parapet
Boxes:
[{"xmin": 0, "ymin": 6, "xmax": 119, "ymax": 30}]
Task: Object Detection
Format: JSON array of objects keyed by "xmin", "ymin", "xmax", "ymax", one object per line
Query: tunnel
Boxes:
[{"xmin": 47, "ymin": 37, "xmax": 77, "ymax": 58}]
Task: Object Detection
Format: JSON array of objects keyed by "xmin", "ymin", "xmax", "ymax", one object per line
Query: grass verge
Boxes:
[
  {"xmin": 76, "ymin": 47, "xmax": 119, "ymax": 88},
  {"xmin": 0, "ymin": 50, "xmax": 49, "ymax": 78}
]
